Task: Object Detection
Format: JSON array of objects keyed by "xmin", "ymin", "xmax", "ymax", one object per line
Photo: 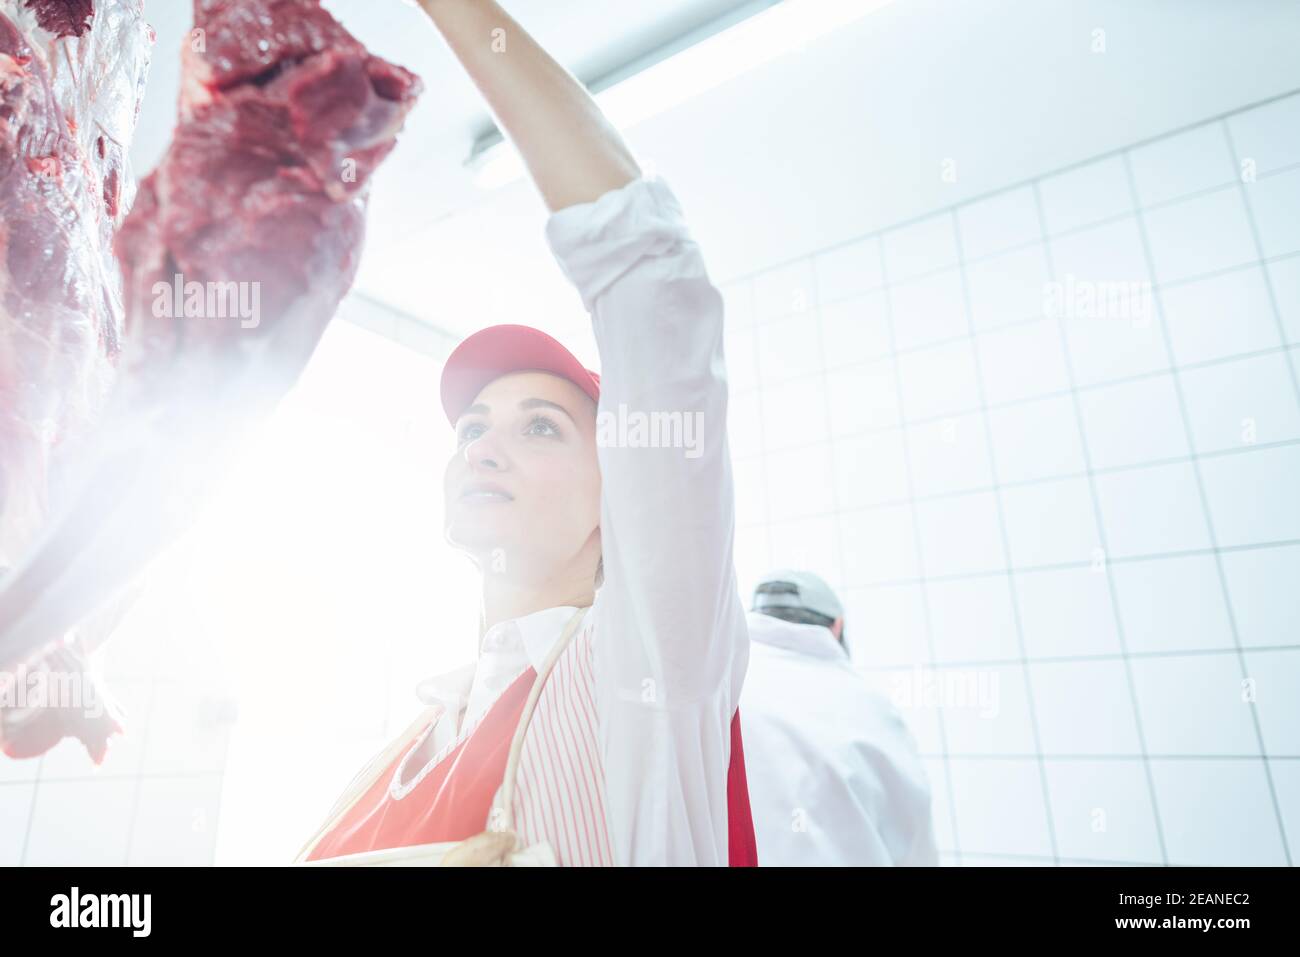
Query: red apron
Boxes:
[{"xmin": 307, "ymin": 665, "xmax": 758, "ymax": 866}]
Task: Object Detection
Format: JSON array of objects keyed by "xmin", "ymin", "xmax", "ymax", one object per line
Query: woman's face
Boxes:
[{"xmin": 444, "ymin": 371, "xmax": 601, "ymax": 580}]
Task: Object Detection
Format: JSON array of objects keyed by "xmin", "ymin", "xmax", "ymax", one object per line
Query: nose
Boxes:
[{"xmin": 463, "ymin": 432, "xmax": 507, "ymax": 472}]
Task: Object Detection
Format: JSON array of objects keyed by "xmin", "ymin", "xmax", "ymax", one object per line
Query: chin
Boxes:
[{"xmin": 445, "ymin": 517, "xmax": 513, "ymax": 559}]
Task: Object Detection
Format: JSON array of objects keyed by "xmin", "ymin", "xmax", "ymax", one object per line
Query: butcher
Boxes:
[{"xmin": 294, "ymin": 0, "xmax": 757, "ymax": 866}]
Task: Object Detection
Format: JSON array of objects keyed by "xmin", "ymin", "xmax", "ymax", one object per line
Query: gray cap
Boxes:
[{"xmin": 752, "ymin": 569, "xmax": 844, "ymax": 622}]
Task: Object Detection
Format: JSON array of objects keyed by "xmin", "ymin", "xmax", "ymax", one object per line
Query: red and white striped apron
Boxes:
[{"xmin": 300, "ymin": 620, "xmax": 757, "ymax": 866}]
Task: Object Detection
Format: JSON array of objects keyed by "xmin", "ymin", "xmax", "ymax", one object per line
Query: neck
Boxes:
[{"xmin": 479, "ymin": 569, "xmax": 594, "ymax": 638}]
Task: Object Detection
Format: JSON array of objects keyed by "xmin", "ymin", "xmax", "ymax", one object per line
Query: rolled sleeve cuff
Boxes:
[{"xmin": 544, "ymin": 175, "xmax": 694, "ymax": 313}]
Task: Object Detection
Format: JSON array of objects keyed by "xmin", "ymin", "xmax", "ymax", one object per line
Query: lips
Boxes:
[{"xmin": 459, "ymin": 481, "xmax": 514, "ymax": 504}]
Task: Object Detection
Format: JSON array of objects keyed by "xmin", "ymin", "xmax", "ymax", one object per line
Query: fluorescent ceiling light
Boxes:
[{"xmin": 468, "ymin": 0, "xmax": 900, "ymax": 190}]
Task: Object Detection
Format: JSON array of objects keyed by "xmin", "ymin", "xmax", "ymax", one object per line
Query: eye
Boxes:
[
  {"xmin": 457, "ymin": 420, "xmax": 486, "ymax": 445},
  {"xmin": 524, "ymin": 414, "xmax": 561, "ymax": 437}
]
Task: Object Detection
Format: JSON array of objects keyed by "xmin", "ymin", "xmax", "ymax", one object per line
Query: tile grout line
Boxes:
[
  {"xmin": 735, "ymin": 341, "xmax": 1300, "ymax": 437},
  {"xmin": 807, "ymin": 256, "xmax": 851, "ymax": 608},
  {"xmin": 1032, "ymin": 177, "xmax": 1171, "ymax": 865},
  {"xmin": 738, "ymin": 435, "xmax": 1300, "ymax": 517},
  {"xmin": 859, "ymin": 642, "xmax": 1300, "ymax": 671},
  {"xmin": 1221, "ymin": 120, "xmax": 1300, "ymax": 453},
  {"xmin": 719, "ymin": 87, "xmax": 1300, "ymax": 289},
  {"xmin": 952, "ymin": 207, "xmax": 1061, "ymax": 865},
  {"xmin": 1120, "ymin": 150, "xmax": 1293, "ymax": 867},
  {"xmin": 748, "ymin": 244, "xmax": 1300, "ymax": 334},
  {"xmin": 1029, "ymin": 178, "xmax": 1175, "ymax": 858},
  {"xmin": 875, "ymin": 236, "xmax": 965, "ymax": 864}
]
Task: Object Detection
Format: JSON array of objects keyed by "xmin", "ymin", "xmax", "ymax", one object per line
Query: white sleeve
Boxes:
[{"xmin": 544, "ymin": 176, "xmax": 749, "ymax": 866}]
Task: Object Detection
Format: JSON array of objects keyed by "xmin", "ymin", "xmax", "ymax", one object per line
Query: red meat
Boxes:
[{"xmin": 0, "ymin": 0, "xmax": 421, "ymax": 763}]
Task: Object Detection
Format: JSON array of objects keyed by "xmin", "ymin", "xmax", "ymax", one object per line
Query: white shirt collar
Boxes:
[
  {"xmin": 512, "ymin": 604, "xmax": 584, "ymax": 672},
  {"xmin": 413, "ymin": 661, "xmax": 477, "ymax": 712},
  {"xmin": 746, "ymin": 610, "xmax": 847, "ymax": 661},
  {"xmin": 413, "ymin": 605, "xmax": 584, "ymax": 712}
]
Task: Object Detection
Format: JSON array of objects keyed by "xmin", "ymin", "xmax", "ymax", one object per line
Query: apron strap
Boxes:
[{"xmin": 496, "ymin": 604, "xmax": 591, "ymax": 834}]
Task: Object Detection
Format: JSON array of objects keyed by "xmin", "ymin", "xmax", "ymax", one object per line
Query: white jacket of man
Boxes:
[{"xmin": 740, "ymin": 610, "xmax": 939, "ymax": 866}]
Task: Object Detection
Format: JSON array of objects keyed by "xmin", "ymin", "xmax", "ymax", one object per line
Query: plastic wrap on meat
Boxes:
[
  {"xmin": 0, "ymin": 0, "xmax": 422, "ymax": 758},
  {"xmin": 0, "ymin": 0, "xmax": 151, "ymax": 762},
  {"xmin": 117, "ymin": 0, "xmax": 422, "ymax": 390},
  {"xmin": 0, "ymin": 0, "xmax": 150, "ymax": 569}
]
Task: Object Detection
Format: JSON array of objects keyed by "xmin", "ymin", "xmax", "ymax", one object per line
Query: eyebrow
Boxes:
[{"xmin": 459, "ymin": 397, "xmax": 578, "ymax": 426}]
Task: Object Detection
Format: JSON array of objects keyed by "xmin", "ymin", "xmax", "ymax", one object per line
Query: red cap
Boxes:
[{"xmin": 439, "ymin": 324, "xmax": 601, "ymax": 426}]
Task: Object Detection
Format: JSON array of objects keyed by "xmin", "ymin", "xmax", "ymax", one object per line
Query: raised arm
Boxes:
[
  {"xmin": 415, "ymin": 0, "xmax": 748, "ymax": 865},
  {"xmin": 414, "ymin": 0, "xmax": 641, "ymax": 210}
]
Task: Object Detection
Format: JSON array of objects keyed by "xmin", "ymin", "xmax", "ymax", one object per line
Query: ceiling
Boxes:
[
  {"xmin": 129, "ymin": 0, "xmax": 1300, "ymax": 347},
  {"xmin": 132, "ymin": 0, "xmax": 757, "ymax": 242}
]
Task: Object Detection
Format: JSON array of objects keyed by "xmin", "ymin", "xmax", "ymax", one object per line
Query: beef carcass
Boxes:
[
  {"xmin": 0, "ymin": 0, "xmax": 150, "ymax": 573},
  {"xmin": 0, "ymin": 0, "xmax": 422, "ymax": 761},
  {"xmin": 0, "ymin": 0, "xmax": 152, "ymax": 761}
]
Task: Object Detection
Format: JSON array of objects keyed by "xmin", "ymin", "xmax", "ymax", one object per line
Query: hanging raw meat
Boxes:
[
  {"xmin": 0, "ymin": 0, "xmax": 152, "ymax": 762},
  {"xmin": 0, "ymin": 0, "xmax": 422, "ymax": 762}
]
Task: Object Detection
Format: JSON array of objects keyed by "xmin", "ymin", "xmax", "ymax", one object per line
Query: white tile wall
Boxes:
[
  {"xmin": 0, "ymin": 784, "xmax": 34, "ymax": 865},
  {"xmin": 841, "ymin": 504, "xmax": 919, "ymax": 585},
  {"xmin": 9, "ymin": 94, "xmax": 1289, "ymax": 867},
  {"xmin": 825, "ymin": 361, "xmax": 900, "ymax": 435},
  {"xmin": 1131, "ymin": 654, "xmax": 1263, "ymax": 756},
  {"xmin": 1043, "ymin": 760, "xmax": 1163, "ymax": 863},
  {"xmin": 897, "ymin": 341, "xmax": 983, "ymax": 421},
  {"xmin": 1162, "ymin": 266, "xmax": 1284, "ymax": 365},
  {"xmin": 820, "ymin": 293, "xmax": 893, "ymax": 367},
  {"xmin": 1142, "ymin": 188, "xmax": 1258, "ymax": 284},
  {"xmin": 1129, "ymin": 124, "xmax": 1237, "ymax": 207},
  {"xmin": 1226, "ymin": 93, "xmax": 1300, "ymax": 176},
  {"xmin": 1243, "ymin": 649, "xmax": 1300, "ymax": 757},
  {"xmin": 883, "ymin": 213, "xmax": 959, "ymax": 283},
  {"xmin": 1038, "ymin": 156, "xmax": 1133, "ymax": 235},
  {"xmin": 1001, "ymin": 477, "xmax": 1102, "ymax": 567},
  {"xmin": 1220, "ymin": 544, "xmax": 1300, "ymax": 648},
  {"xmin": 964, "ymin": 245, "xmax": 1052, "ymax": 332},
  {"xmin": 946, "ymin": 758, "xmax": 1054, "ymax": 857},
  {"xmin": 1078, "ymin": 374, "xmax": 1190, "ymax": 470},
  {"xmin": 846, "ymin": 586, "xmax": 929, "ymax": 670},
  {"xmin": 1180, "ymin": 352, "xmax": 1300, "ymax": 454},
  {"xmin": 1246, "ymin": 168, "xmax": 1300, "ymax": 258},
  {"xmin": 926, "ymin": 576, "xmax": 1021, "ymax": 664},
  {"xmin": 1201, "ymin": 443, "xmax": 1300, "ymax": 546},
  {"xmin": 1094, "ymin": 462, "xmax": 1211, "ymax": 557},
  {"xmin": 914, "ymin": 492, "xmax": 1006, "ymax": 578},
  {"xmin": 1029, "ymin": 660, "xmax": 1144, "ymax": 755},
  {"xmin": 907, "ymin": 413, "xmax": 993, "ymax": 498},
  {"xmin": 940, "ymin": 664, "xmax": 1037, "ymax": 756},
  {"xmin": 813, "ymin": 237, "xmax": 884, "ymax": 303},
  {"xmin": 1266, "ymin": 258, "xmax": 1300, "ymax": 344},
  {"xmin": 834, "ymin": 431, "xmax": 909, "ymax": 508},
  {"xmin": 988, "ymin": 395, "xmax": 1087, "ymax": 483},
  {"xmin": 977, "ymin": 319, "xmax": 1073, "ymax": 405},
  {"xmin": 957, "ymin": 187, "xmax": 1041, "ymax": 261},
  {"xmin": 891, "ymin": 270, "xmax": 969, "ymax": 351},
  {"xmin": 1152, "ymin": 760, "xmax": 1289, "ymax": 866},
  {"xmin": 731, "ymin": 92, "xmax": 1300, "ymax": 865},
  {"xmin": 1015, "ymin": 566, "xmax": 1121, "ymax": 659},
  {"xmin": 1110, "ymin": 554, "xmax": 1234, "ymax": 654}
]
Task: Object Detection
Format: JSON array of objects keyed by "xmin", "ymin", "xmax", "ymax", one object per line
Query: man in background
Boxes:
[{"xmin": 740, "ymin": 569, "xmax": 939, "ymax": 866}]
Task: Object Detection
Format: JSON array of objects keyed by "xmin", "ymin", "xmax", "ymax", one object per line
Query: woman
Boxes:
[{"xmin": 293, "ymin": 0, "xmax": 753, "ymax": 866}]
